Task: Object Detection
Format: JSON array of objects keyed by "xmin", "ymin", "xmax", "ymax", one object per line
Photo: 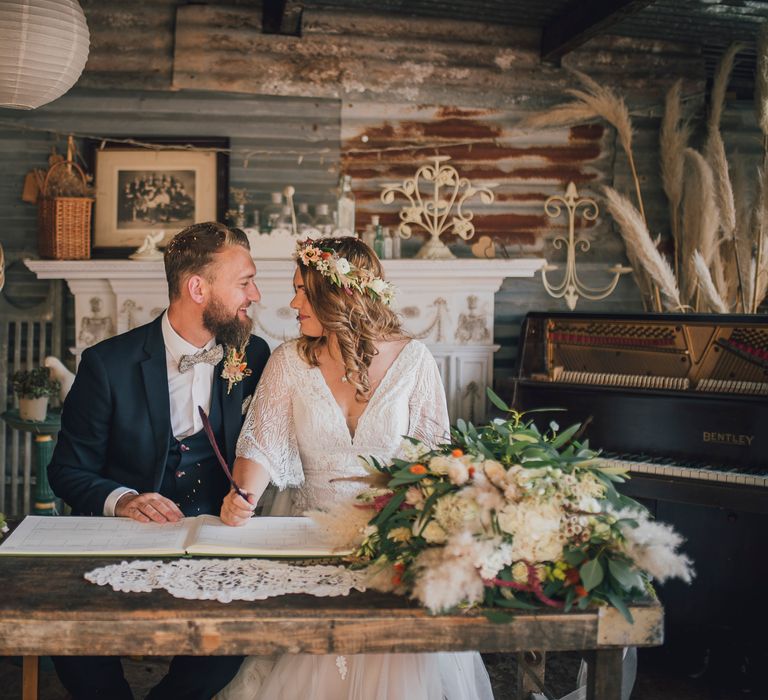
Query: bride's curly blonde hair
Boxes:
[{"xmin": 296, "ymin": 237, "xmax": 404, "ymax": 401}]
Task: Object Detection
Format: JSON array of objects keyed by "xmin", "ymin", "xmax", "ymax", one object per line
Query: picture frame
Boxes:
[{"xmin": 91, "ymin": 137, "xmax": 229, "ymax": 254}]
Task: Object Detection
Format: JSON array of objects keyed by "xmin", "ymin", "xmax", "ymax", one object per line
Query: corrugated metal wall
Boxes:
[{"xmin": 3, "ymin": 0, "xmax": 762, "ymax": 399}]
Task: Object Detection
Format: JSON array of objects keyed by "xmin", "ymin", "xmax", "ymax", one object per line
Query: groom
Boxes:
[{"xmin": 48, "ymin": 221, "xmax": 270, "ymax": 699}]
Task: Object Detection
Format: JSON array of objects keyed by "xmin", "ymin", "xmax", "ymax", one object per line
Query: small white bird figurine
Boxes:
[{"xmin": 44, "ymin": 356, "xmax": 76, "ymax": 403}]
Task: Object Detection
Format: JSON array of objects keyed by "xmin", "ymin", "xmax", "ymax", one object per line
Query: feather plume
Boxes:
[
  {"xmin": 602, "ymin": 186, "xmax": 682, "ymax": 310},
  {"xmin": 753, "ymin": 167, "xmax": 768, "ymax": 309},
  {"xmin": 705, "ymin": 130, "xmax": 737, "ymax": 235},
  {"xmin": 731, "ymin": 156, "xmax": 754, "ymax": 297},
  {"xmin": 756, "ymin": 23, "xmax": 768, "ymax": 137},
  {"xmin": 680, "ymin": 149, "xmax": 721, "ymax": 304},
  {"xmin": 709, "ymin": 43, "xmax": 746, "ymax": 133},
  {"xmin": 660, "ymin": 80, "xmax": 691, "ymax": 279},
  {"xmin": 692, "ymin": 251, "xmax": 728, "ymax": 313}
]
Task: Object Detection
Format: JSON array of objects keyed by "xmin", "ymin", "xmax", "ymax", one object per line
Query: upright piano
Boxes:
[{"xmin": 513, "ymin": 312, "xmax": 768, "ymax": 658}]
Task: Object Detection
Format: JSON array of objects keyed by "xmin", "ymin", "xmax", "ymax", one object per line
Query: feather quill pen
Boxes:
[
  {"xmin": 198, "ymin": 406, "xmax": 250, "ymax": 501},
  {"xmin": 602, "ymin": 186, "xmax": 682, "ymax": 310}
]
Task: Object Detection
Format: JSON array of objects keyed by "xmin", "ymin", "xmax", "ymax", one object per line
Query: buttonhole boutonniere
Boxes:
[{"xmin": 221, "ymin": 345, "xmax": 252, "ymax": 395}]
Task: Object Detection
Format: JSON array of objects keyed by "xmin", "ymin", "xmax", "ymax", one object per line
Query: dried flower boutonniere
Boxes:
[{"xmin": 221, "ymin": 345, "xmax": 252, "ymax": 395}]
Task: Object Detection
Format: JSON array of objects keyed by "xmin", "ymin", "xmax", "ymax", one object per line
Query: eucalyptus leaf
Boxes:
[
  {"xmin": 484, "ymin": 609, "xmax": 516, "ymax": 624},
  {"xmin": 580, "ymin": 558, "xmax": 604, "ymax": 591},
  {"xmin": 486, "ymin": 387, "xmax": 510, "ymax": 412}
]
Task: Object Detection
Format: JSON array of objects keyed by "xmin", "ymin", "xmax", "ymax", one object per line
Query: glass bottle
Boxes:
[
  {"xmin": 314, "ymin": 203, "xmax": 334, "ymax": 236},
  {"xmin": 234, "ymin": 203, "xmax": 246, "ymax": 228},
  {"xmin": 391, "ymin": 226, "xmax": 401, "ymax": 259},
  {"xmin": 336, "ymin": 174, "xmax": 356, "ymax": 235},
  {"xmin": 372, "ymin": 215, "xmax": 385, "ymax": 259},
  {"xmin": 382, "ymin": 226, "xmax": 393, "ymax": 259},
  {"xmin": 296, "ymin": 202, "xmax": 314, "ymax": 235},
  {"xmin": 362, "ymin": 222, "xmax": 376, "ymax": 249},
  {"xmin": 274, "ymin": 205, "xmax": 293, "ymax": 233},
  {"xmin": 261, "ymin": 192, "xmax": 283, "ymax": 233}
]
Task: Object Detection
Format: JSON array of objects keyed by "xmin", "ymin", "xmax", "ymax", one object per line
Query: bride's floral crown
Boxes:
[{"xmin": 294, "ymin": 239, "xmax": 395, "ymax": 306}]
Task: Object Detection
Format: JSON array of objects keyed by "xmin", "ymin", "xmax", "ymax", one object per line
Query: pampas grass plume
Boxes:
[
  {"xmin": 693, "ymin": 251, "xmax": 728, "ymax": 313},
  {"xmin": 603, "ymin": 186, "xmax": 682, "ymax": 310},
  {"xmin": 756, "ymin": 23, "xmax": 768, "ymax": 137}
]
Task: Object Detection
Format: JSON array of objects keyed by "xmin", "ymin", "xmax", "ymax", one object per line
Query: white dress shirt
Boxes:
[{"xmin": 104, "ymin": 311, "xmax": 218, "ymax": 515}]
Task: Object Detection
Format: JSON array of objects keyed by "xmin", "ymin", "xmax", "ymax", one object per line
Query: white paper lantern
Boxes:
[{"xmin": 0, "ymin": 0, "xmax": 90, "ymax": 110}]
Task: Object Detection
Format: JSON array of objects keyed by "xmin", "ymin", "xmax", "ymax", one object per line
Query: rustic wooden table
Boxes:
[{"xmin": 0, "ymin": 556, "xmax": 663, "ymax": 700}]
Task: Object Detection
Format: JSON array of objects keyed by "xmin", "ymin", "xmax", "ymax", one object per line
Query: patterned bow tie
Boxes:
[{"xmin": 178, "ymin": 344, "xmax": 224, "ymax": 373}]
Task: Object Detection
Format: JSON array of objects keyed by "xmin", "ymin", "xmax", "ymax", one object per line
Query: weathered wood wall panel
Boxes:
[
  {"xmin": 173, "ymin": 7, "xmax": 704, "ymax": 110},
  {"xmin": 5, "ymin": 0, "xmax": 761, "ymax": 406},
  {"xmin": 0, "ymin": 89, "xmax": 340, "ymax": 258}
]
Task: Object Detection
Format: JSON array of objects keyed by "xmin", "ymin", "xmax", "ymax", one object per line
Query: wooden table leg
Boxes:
[
  {"xmin": 22, "ymin": 655, "xmax": 39, "ymax": 700},
  {"xmin": 516, "ymin": 650, "xmax": 546, "ymax": 699},
  {"xmin": 585, "ymin": 649, "xmax": 623, "ymax": 700}
]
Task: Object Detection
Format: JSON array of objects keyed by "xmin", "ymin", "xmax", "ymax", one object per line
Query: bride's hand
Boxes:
[{"xmin": 220, "ymin": 488, "xmax": 257, "ymax": 526}]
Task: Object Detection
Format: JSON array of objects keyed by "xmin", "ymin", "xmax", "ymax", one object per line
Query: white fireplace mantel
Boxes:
[{"xmin": 26, "ymin": 257, "xmax": 544, "ymax": 421}]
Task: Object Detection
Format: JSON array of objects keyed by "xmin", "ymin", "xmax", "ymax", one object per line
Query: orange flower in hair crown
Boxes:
[{"xmin": 294, "ymin": 239, "xmax": 396, "ymax": 305}]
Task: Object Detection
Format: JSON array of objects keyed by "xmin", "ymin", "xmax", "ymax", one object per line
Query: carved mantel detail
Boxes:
[{"xmin": 26, "ymin": 257, "xmax": 543, "ymax": 421}]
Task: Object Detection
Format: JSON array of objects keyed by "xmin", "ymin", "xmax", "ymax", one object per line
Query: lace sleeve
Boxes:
[
  {"xmin": 236, "ymin": 343, "xmax": 303, "ymax": 489},
  {"xmin": 408, "ymin": 345, "xmax": 451, "ymax": 448}
]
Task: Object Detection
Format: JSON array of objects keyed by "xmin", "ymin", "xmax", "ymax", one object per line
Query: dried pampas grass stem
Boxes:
[
  {"xmin": 693, "ymin": 251, "xmax": 728, "ymax": 313},
  {"xmin": 660, "ymin": 80, "xmax": 691, "ymax": 280},
  {"xmin": 522, "ymin": 71, "xmax": 645, "ymax": 222},
  {"xmin": 603, "ymin": 186, "xmax": 682, "ymax": 310}
]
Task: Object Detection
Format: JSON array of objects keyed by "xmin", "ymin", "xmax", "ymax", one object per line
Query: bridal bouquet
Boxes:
[{"xmin": 316, "ymin": 391, "xmax": 693, "ymax": 622}]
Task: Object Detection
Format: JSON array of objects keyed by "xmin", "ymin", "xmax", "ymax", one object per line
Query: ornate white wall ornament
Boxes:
[
  {"xmin": 455, "ymin": 295, "xmax": 490, "ymax": 344},
  {"xmin": 381, "ymin": 155, "xmax": 495, "ymax": 260},
  {"xmin": 78, "ymin": 296, "xmax": 114, "ymax": 347},
  {"xmin": 26, "ymin": 257, "xmax": 543, "ymax": 422},
  {"xmin": 120, "ymin": 299, "xmax": 143, "ymax": 331},
  {"xmin": 541, "ymin": 182, "xmax": 632, "ymax": 310},
  {"xmin": 410, "ymin": 298, "xmax": 448, "ymax": 342}
]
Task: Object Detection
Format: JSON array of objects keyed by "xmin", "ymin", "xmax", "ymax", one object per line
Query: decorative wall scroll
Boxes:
[
  {"xmin": 381, "ymin": 156, "xmax": 495, "ymax": 260},
  {"xmin": 540, "ymin": 182, "xmax": 631, "ymax": 310}
]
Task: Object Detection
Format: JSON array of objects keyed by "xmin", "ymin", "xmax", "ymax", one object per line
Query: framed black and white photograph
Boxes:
[{"xmin": 92, "ymin": 139, "xmax": 228, "ymax": 251}]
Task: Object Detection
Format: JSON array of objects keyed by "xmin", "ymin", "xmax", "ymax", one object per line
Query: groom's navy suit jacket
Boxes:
[{"xmin": 48, "ymin": 314, "xmax": 270, "ymax": 516}]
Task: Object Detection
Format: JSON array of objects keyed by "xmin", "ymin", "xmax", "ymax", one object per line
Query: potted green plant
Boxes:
[{"xmin": 12, "ymin": 367, "xmax": 60, "ymax": 421}]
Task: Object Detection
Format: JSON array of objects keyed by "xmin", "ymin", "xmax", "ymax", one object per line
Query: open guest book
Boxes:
[{"xmin": 0, "ymin": 515, "xmax": 351, "ymax": 557}]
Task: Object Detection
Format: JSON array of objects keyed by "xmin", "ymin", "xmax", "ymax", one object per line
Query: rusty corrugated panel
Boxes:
[
  {"xmin": 339, "ymin": 31, "xmax": 706, "ymax": 257},
  {"xmin": 78, "ymin": 0, "xmax": 178, "ymax": 89},
  {"xmin": 341, "ymin": 102, "xmax": 613, "ymax": 253},
  {"xmin": 172, "ymin": 5, "xmax": 589, "ymax": 107}
]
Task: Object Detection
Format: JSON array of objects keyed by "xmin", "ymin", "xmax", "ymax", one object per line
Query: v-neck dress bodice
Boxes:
[
  {"xmin": 227, "ymin": 339, "xmax": 494, "ymax": 700},
  {"xmin": 236, "ymin": 339, "xmax": 450, "ymax": 515}
]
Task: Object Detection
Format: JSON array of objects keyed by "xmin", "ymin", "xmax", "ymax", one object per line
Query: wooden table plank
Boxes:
[{"xmin": 0, "ymin": 557, "xmax": 663, "ymax": 700}]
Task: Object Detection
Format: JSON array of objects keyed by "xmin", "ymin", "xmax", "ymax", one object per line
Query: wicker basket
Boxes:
[{"xmin": 38, "ymin": 161, "xmax": 94, "ymax": 260}]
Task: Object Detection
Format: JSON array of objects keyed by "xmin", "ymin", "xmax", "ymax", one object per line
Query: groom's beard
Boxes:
[{"xmin": 202, "ymin": 295, "xmax": 252, "ymax": 348}]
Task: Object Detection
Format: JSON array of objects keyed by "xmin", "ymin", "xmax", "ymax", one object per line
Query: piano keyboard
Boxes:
[{"xmin": 595, "ymin": 453, "xmax": 768, "ymax": 488}]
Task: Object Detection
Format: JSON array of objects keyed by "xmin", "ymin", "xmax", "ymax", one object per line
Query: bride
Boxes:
[{"xmin": 219, "ymin": 237, "xmax": 494, "ymax": 699}]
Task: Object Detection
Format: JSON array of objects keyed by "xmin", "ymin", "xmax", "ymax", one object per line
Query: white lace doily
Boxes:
[{"xmin": 85, "ymin": 559, "xmax": 370, "ymax": 603}]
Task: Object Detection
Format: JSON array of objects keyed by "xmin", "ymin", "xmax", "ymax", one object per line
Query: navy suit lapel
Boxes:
[
  {"xmin": 215, "ymin": 347, "xmax": 243, "ymax": 467},
  {"xmin": 140, "ymin": 316, "xmax": 172, "ymax": 490}
]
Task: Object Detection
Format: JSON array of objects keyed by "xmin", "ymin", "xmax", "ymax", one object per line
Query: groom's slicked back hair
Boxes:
[{"xmin": 164, "ymin": 222, "xmax": 250, "ymax": 300}]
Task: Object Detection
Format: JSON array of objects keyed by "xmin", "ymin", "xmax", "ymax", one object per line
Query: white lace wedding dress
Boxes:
[{"xmin": 218, "ymin": 339, "xmax": 494, "ymax": 700}]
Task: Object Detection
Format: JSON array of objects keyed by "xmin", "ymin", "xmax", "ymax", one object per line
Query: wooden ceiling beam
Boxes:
[
  {"xmin": 541, "ymin": 0, "xmax": 657, "ymax": 63},
  {"xmin": 262, "ymin": 0, "xmax": 303, "ymax": 36}
]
